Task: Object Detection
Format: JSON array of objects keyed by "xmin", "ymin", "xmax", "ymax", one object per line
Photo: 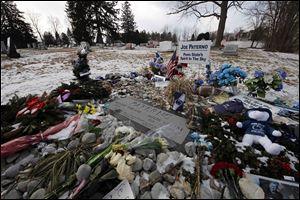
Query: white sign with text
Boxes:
[{"xmin": 178, "ymin": 40, "xmax": 212, "ymax": 64}]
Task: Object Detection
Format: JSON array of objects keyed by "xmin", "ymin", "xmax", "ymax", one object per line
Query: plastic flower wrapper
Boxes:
[
  {"xmin": 156, "ymin": 151, "xmax": 195, "ymax": 174},
  {"xmin": 112, "ymin": 136, "xmax": 169, "ymax": 152},
  {"xmin": 210, "ymin": 162, "xmax": 244, "ymax": 199}
]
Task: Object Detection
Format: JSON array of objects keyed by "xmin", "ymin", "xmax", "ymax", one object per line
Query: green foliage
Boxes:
[
  {"xmin": 1, "ymin": 1, "xmax": 37, "ymax": 48},
  {"xmin": 50, "ymin": 80, "xmax": 111, "ymax": 101},
  {"xmin": 244, "ymin": 72, "xmax": 283, "ymax": 98},
  {"xmin": 1, "ymin": 94, "xmax": 65, "ymax": 143},
  {"xmin": 120, "ymin": 1, "xmax": 136, "ymax": 33},
  {"xmin": 66, "ymin": 1, "xmax": 119, "ymax": 44}
]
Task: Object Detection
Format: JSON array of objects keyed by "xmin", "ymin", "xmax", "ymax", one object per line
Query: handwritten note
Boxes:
[
  {"xmin": 109, "ymin": 97, "xmax": 190, "ymax": 144},
  {"xmin": 103, "ymin": 179, "xmax": 135, "ymax": 199}
]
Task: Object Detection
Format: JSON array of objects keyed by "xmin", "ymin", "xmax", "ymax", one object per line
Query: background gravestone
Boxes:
[
  {"xmin": 80, "ymin": 41, "xmax": 90, "ymax": 52},
  {"xmin": 32, "ymin": 43, "xmax": 37, "ymax": 49},
  {"xmin": 37, "ymin": 42, "xmax": 47, "ymax": 50},
  {"xmin": 27, "ymin": 43, "xmax": 31, "ymax": 48},
  {"xmin": 1, "ymin": 41, "xmax": 7, "ymax": 54},
  {"xmin": 223, "ymin": 44, "xmax": 238, "ymax": 56},
  {"xmin": 7, "ymin": 37, "xmax": 20, "ymax": 58}
]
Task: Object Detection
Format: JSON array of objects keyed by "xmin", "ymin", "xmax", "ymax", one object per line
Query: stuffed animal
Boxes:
[{"xmin": 236, "ymin": 108, "xmax": 284, "ymax": 155}]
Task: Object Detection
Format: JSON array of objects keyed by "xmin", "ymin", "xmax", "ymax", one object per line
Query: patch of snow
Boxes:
[
  {"xmin": 1, "ymin": 46, "xmax": 299, "ymax": 105},
  {"xmin": 235, "ymin": 157, "xmax": 242, "ymax": 164},
  {"xmin": 243, "ymin": 166, "xmax": 253, "ymax": 173},
  {"xmin": 221, "ymin": 122, "xmax": 229, "ymax": 127},
  {"xmin": 254, "ymin": 149, "xmax": 262, "ymax": 155},
  {"xmin": 257, "ymin": 156, "xmax": 269, "ymax": 165},
  {"xmin": 285, "ymin": 150, "xmax": 299, "ymax": 171}
]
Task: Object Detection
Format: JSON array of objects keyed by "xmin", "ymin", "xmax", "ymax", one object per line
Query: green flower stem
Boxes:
[{"xmin": 87, "ymin": 145, "xmax": 112, "ymax": 168}]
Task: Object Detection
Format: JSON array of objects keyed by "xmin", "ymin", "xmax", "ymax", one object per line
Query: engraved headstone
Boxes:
[
  {"xmin": 223, "ymin": 44, "xmax": 238, "ymax": 56},
  {"xmin": 109, "ymin": 97, "xmax": 190, "ymax": 144},
  {"xmin": 32, "ymin": 43, "xmax": 37, "ymax": 49}
]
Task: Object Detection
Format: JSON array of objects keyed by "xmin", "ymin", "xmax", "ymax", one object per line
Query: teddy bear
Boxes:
[{"xmin": 236, "ymin": 108, "xmax": 284, "ymax": 155}]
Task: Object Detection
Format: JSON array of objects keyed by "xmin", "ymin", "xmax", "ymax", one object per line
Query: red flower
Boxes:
[
  {"xmin": 226, "ymin": 117, "xmax": 237, "ymax": 126},
  {"xmin": 26, "ymin": 97, "xmax": 40, "ymax": 109},
  {"xmin": 210, "ymin": 162, "xmax": 243, "ymax": 178},
  {"xmin": 281, "ymin": 162, "xmax": 292, "ymax": 172},
  {"xmin": 34, "ymin": 102, "xmax": 46, "ymax": 110}
]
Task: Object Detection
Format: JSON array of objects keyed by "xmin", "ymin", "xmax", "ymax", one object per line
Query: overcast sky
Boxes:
[{"xmin": 15, "ymin": 1, "xmax": 254, "ymax": 38}]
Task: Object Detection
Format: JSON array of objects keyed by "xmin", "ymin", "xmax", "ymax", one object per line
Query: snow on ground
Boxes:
[{"xmin": 1, "ymin": 43, "xmax": 299, "ymax": 105}]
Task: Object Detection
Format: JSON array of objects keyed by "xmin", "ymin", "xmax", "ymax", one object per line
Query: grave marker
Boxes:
[
  {"xmin": 109, "ymin": 97, "xmax": 190, "ymax": 144},
  {"xmin": 223, "ymin": 44, "xmax": 238, "ymax": 56}
]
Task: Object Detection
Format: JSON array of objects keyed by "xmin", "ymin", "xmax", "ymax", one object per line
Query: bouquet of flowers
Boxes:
[
  {"xmin": 76, "ymin": 102, "xmax": 97, "ymax": 115},
  {"xmin": 208, "ymin": 64, "xmax": 247, "ymax": 87},
  {"xmin": 244, "ymin": 69, "xmax": 286, "ymax": 98},
  {"xmin": 210, "ymin": 162, "xmax": 244, "ymax": 199}
]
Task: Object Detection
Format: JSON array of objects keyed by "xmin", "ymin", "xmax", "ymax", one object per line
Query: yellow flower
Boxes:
[
  {"xmin": 112, "ymin": 144, "xmax": 128, "ymax": 151},
  {"xmin": 83, "ymin": 106, "xmax": 90, "ymax": 114},
  {"xmin": 158, "ymin": 138, "xmax": 169, "ymax": 149},
  {"xmin": 76, "ymin": 104, "xmax": 82, "ymax": 109}
]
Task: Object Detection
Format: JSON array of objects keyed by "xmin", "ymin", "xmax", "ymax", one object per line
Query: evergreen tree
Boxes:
[
  {"xmin": 139, "ymin": 30, "xmax": 149, "ymax": 44},
  {"xmin": 166, "ymin": 32, "xmax": 172, "ymax": 41},
  {"xmin": 172, "ymin": 33, "xmax": 178, "ymax": 43},
  {"xmin": 91, "ymin": 1, "xmax": 119, "ymax": 44},
  {"xmin": 1, "ymin": 1, "xmax": 36, "ymax": 48},
  {"xmin": 66, "ymin": 1, "xmax": 119, "ymax": 45},
  {"xmin": 43, "ymin": 31, "xmax": 55, "ymax": 46},
  {"xmin": 61, "ymin": 32, "xmax": 70, "ymax": 45},
  {"xmin": 121, "ymin": 1, "xmax": 136, "ymax": 33},
  {"xmin": 120, "ymin": 1, "xmax": 136, "ymax": 43},
  {"xmin": 191, "ymin": 34, "xmax": 195, "ymax": 41},
  {"xmin": 65, "ymin": 1, "xmax": 93, "ymax": 44},
  {"xmin": 55, "ymin": 31, "xmax": 61, "ymax": 46},
  {"xmin": 66, "ymin": 28, "xmax": 73, "ymax": 44}
]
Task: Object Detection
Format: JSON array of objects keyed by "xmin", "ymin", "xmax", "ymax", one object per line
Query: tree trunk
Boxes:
[
  {"xmin": 215, "ymin": 1, "xmax": 228, "ymax": 47},
  {"xmin": 251, "ymin": 40, "xmax": 255, "ymax": 48},
  {"xmin": 37, "ymin": 30, "xmax": 44, "ymax": 43}
]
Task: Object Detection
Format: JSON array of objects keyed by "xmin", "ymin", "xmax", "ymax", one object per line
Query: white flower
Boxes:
[
  {"xmin": 109, "ymin": 152, "xmax": 122, "ymax": 166},
  {"xmin": 264, "ymin": 75, "xmax": 273, "ymax": 84},
  {"xmin": 116, "ymin": 159, "xmax": 135, "ymax": 182},
  {"xmin": 125, "ymin": 154, "xmax": 136, "ymax": 165}
]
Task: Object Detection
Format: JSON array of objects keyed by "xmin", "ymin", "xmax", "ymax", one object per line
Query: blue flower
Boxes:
[
  {"xmin": 254, "ymin": 70, "xmax": 264, "ymax": 78},
  {"xmin": 278, "ymin": 69, "xmax": 287, "ymax": 80},
  {"xmin": 195, "ymin": 79, "xmax": 204, "ymax": 86},
  {"xmin": 221, "ymin": 64, "xmax": 231, "ymax": 71},
  {"xmin": 274, "ymin": 83, "xmax": 283, "ymax": 91}
]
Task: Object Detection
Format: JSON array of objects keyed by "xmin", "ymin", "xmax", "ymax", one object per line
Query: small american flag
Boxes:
[{"xmin": 166, "ymin": 50, "xmax": 178, "ymax": 79}]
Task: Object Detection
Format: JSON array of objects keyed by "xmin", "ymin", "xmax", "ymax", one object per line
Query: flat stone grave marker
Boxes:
[
  {"xmin": 223, "ymin": 44, "xmax": 238, "ymax": 56},
  {"xmin": 108, "ymin": 97, "xmax": 190, "ymax": 144}
]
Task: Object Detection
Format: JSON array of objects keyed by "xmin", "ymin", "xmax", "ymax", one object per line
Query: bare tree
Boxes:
[
  {"xmin": 244, "ymin": 2, "xmax": 266, "ymax": 48},
  {"xmin": 168, "ymin": 1, "xmax": 244, "ymax": 47},
  {"xmin": 245, "ymin": 1, "xmax": 299, "ymax": 52},
  {"xmin": 48, "ymin": 15, "xmax": 61, "ymax": 35},
  {"xmin": 27, "ymin": 12, "xmax": 44, "ymax": 42}
]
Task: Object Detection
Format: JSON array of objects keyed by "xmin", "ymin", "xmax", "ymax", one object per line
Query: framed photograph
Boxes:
[{"xmin": 245, "ymin": 173, "xmax": 299, "ymax": 199}]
